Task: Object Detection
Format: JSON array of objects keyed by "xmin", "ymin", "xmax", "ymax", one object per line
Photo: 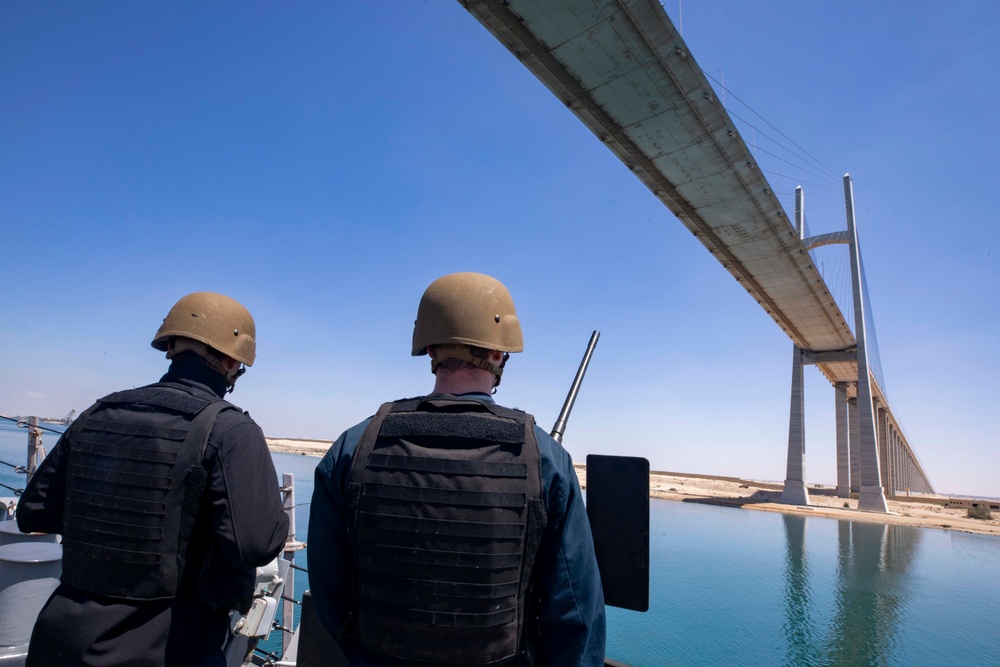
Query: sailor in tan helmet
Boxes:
[
  {"xmin": 309, "ymin": 272, "xmax": 606, "ymax": 666},
  {"xmin": 18, "ymin": 292, "xmax": 289, "ymax": 667}
]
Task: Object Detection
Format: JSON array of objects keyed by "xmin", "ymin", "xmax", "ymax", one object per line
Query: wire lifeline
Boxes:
[
  {"xmin": 0, "ymin": 482, "xmax": 23, "ymax": 496},
  {"xmin": 0, "ymin": 458, "xmax": 27, "ymax": 473},
  {"xmin": 0, "ymin": 414, "xmax": 67, "ymax": 436}
]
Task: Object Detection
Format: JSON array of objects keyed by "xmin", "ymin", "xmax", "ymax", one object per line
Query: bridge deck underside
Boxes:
[
  {"xmin": 467, "ymin": 0, "xmax": 854, "ymax": 352},
  {"xmin": 462, "ymin": 0, "xmax": 930, "ymax": 490}
]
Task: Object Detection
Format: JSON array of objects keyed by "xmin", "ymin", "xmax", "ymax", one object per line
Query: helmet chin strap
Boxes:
[
  {"xmin": 167, "ymin": 338, "xmax": 245, "ymax": 392},
  {"xmin": 430, "ymin": 345, "xmax": 508, "ymax": 391},
  {"xmin": 225, "ymin": 365, "xmax": 246, "ymax": 393},
  {"xmin": 491, "ymin": 353, "xmax": 510, "ymax": 393}
]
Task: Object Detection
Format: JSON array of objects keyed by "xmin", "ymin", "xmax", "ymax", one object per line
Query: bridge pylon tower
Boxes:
[{"xmin": 781, "ymin": 177, "xmax": 889, "ymax": 513}]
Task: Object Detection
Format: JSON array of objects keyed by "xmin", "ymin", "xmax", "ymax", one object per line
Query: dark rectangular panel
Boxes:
[
  {"xmin": 298, "ymin": 590, "xmax": 348, "ymax": 667},
  {"xmin": 586, "ymin": 454, "xmax": 649, "ymax": 612}
]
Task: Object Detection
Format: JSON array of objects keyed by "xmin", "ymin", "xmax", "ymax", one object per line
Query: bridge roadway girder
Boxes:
[
  {"xmin": 462, "ymin": 0, "xmax": 854, "ymax": 351},
  {"xmin": 460, "ymin": 0, "xmax": 932, "ymax": 496}
]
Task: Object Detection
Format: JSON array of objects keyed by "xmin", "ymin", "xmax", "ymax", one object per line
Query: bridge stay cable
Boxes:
[{"xmin": 701, "ymin": 69, "xmax": 841, "ymax": 181}]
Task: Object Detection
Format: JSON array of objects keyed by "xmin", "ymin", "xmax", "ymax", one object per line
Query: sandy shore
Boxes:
[
  {"xmin": 267, "ymin": 438, "xmax": 1000, "ymax": 538},
  {"xmin": 267, "ymin": 437, "xmax": 335, "ymax": 457}
]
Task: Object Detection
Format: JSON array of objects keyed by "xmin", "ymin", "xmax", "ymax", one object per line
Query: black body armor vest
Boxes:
[
  {"xmin": 347, "ymin": 397, "xmax": 547, "ymax": 666},
  {"xmin": 60, "ymin": 384, "xmax": 229, "ymax": 601}
]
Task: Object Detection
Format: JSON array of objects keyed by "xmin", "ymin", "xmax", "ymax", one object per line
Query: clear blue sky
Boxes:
[{"xmin": 2, "ymin": 2, "xmax": 998, "ymax": 498}]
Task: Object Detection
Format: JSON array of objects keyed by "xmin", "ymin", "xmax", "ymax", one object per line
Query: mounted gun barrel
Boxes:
[{"xmin": 550, "ymin": 330, "xmax": 600, "ymax": 444}]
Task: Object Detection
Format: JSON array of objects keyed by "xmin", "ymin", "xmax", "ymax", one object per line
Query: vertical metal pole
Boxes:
[
  {"xmin": 844, "ymin": 174, "xmax": 888, "ymax": 512},
  {"xmin": 281, "ymin": 473, "xmax": 295, "ymax": 657},
  {"xmin": 26, "ymin": 417, "xmax": 42, "ymax": 483}
]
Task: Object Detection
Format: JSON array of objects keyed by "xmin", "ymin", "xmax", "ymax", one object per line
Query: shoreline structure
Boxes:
[{"xmin": 266, "ymin": 438, "xmax": 1000, "ymax": 538}]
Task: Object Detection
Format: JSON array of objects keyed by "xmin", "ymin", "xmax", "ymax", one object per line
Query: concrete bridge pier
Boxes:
[
  {"xmin": 780, "ymin": 187, "xmax": 810, "ymax": 507},
  {"xmin": 882, "ymin": 423, "xmax": 896, "ymax": 498},
  {"xmin": 844, "ymin": 175, "xmax": 888, "ymax": 513},
  {"xmin": 781, "ymin": 345, "xmax": 810, "ymax": 505},
  {"xmin": 848, "ymin": 398, "xmax": 860, "ymax": 496},
  {"xmin": 877, "ymin": 403, "xmax": 890, "ymax": 500},
  {"xmin": 835, "ymin": 382, "xmax": 850, "ymax": 498}
]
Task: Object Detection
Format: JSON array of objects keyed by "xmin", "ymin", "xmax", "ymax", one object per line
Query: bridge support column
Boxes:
[
  {"xmin": 896, "ymin": 434, "xmax": 906, "ymax": 495},
  {"xmin": 848, "ymin": 398, "xmax": 859, "ymax": 495},
  {"xmin": 835, "ymin": 383, "xmax": 850, "ymax": 498},
  {"xmin": 892, "ymin": 431, "xmax": 903, "ymax": 496},
  {"xmin": 844, "ymin": 174, "xmax": 888, "ymax": 512},
  {"xmin": 877, "ymin": 404, "xmax": 889, "ymax": 496},
  {"xmin": 900, "ymin": 434, "xmax": 906, "ymax": 495},
  {"xmin": 906, "ymin": 454, "xmax": 912, "ymax": 495},
  {"xmin": 782, "ymin": 345, "xmax": 810, "ymax": 505},
  {"xmin": 885, "ymin": 424, "xmax": 896, "ymax": 498}
]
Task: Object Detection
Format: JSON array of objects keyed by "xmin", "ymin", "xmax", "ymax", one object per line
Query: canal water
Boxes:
[{"xmin": 2, "ymin": 421, "xmax": 998, "ymax": 665}]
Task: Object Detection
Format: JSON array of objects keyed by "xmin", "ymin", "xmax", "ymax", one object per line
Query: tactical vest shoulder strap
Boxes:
[
  {"xmin": 176, "ymin": 399, "xmax": 231, "ymax": 571},
  {"xmin": 98, "ymin": 385, "xmax": 212, "ymax": 416},
  {"xmin": 412, "ymin": 395, "xmax": 526, "ymax": 421},
  {"xmin": 346, "ymin": 401, "xmax": 396, "ymax": 525},
  {"xmin": 516, "ymin": 413, "xmax": 545, "ymax": 638}
]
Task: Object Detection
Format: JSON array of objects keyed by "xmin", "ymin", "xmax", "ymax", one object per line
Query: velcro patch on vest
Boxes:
[
  {"xmin": 366, "ymin": 454, "xmax": 527, "ymax": 478},
  {"xmin": 363, "ymin": 482, "xmax": 525, "ymax": 509},
  {"xmin": 68, "ymin": 462, "xmax": 172, "ymax": 490},
  {"xmin": 99, "ymin": 388, "xmax": 210, "ymax": 416},
  {"xmin": 81, "ymin": 418, "xmax": 187, "ymax": 442},
  {"xmin": 66, "ymin": 490, "xmax": 167, "ymax": 517},
  {"xmin": 360, "ymin": 571, "xmax": 520, "ymax": 600},
  {"xmin": 67, "ymin": 514, "xmax": 164, "ymax": 541},
  {"xmin": 362, "ymin": 543, "xmax": 522, "ymax": 571},
  {"xmin": 379, "ymin": 413, "xmax": 524, "ymax": 445},
  {"xmin": 65, "ymin": 539, "xmax": 163, "ymax": 566},
  {"xmin": 74, "ymin": 437, "xmax": 180, "ymax": 465},
  {"xmin": 359, "ymin": 511, "xmax": 525, "ymax": 539},
  {"xmin": 360, "ymin": 597, "xmax": 516, "ymax": 628}
]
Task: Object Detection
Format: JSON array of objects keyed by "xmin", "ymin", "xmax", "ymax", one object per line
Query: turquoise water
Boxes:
[
  {"xmin": 3, "ymin": 422, "xmax": 999, "ymax": 665},
  {"xmin": 606, "ymin": 500, "xmax": 1000, "ymax": 666}
]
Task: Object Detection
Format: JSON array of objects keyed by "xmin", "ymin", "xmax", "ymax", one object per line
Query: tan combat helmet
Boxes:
[
  {"xmin": 152, "ymin": 292, "xmax": 257, "ymax": 366},
  {"xmin": 412, "ymin": 273, "xmax": 523, "ymax": 383}
]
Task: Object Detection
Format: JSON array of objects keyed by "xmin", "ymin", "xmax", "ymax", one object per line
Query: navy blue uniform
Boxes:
[
  {"xmin": 17, "ymin": 358, "xmax": 289, "ymax": 667},
  {"xmin": 309, "ymin": 393, "xmax": 606, "ymax": 667}
]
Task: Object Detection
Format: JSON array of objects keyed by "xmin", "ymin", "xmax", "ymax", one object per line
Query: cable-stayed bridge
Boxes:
[{"xmin": 461, "ymin": 0, "xmax": 932, "ymax": 512}]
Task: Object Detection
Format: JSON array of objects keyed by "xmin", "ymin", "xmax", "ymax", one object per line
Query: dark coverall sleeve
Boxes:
[
  {"xmin": 208, "ymin": 418, "xmax": 289, "ymax": 569},
  {"xmin": 307, "ymin": 421, "xmax": 370, "ymax": 658},
  {"xmin": 533, "ymin": 427, "xmax": 607, "ymax": 667},
  {"xmin": 16, "ymin": 433, "xmax": 70, "ymax": 535}
]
